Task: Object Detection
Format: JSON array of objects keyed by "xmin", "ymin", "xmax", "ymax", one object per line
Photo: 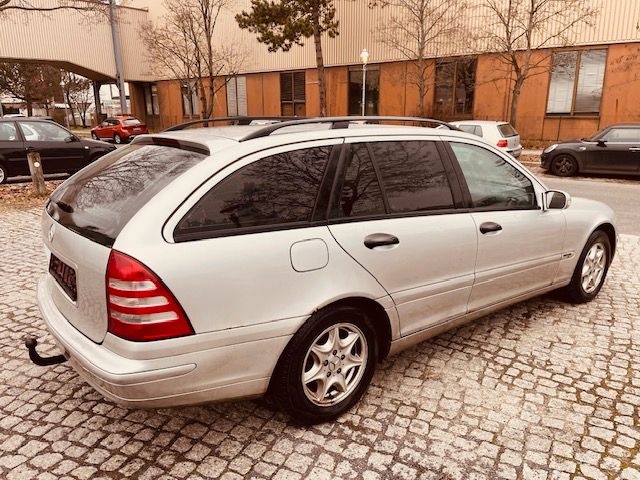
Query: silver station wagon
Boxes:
[{"xmin": 29, "ymin": 116, "xmax": 616, "ymax": 424}]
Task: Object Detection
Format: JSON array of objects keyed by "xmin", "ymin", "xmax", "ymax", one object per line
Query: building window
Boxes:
[
  {"xmin": 280, "ymin": 71, "xmax": 306, "ymax": 116},
  {"xmin": 181, "ymin": 81, "xmax": 199, "ymax": 117},
  {"xmin": 144, "ymin": 84, "xmax": 159, "ymax": 116},
  {"xmin": 348, "ymin": 66, "xmax": 380, "ymax": 116},
  {"xmin": 226, "ymin": 76, "xmax": 247, "ymax": 116},
  {"xmin": 434, "ymin": 58, "xmax": 476, "ymax": 118},
  {"xmin": 546, "ymin": 49, "xmax": 606, "ymax": 115}
]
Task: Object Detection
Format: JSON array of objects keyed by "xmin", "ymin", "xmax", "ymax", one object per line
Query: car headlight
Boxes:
[{"xmin": 543, "ymin": 144, "xmax": 558, "ymax": 154}]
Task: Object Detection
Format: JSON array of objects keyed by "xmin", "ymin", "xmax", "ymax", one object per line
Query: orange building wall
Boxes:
[
  {"xmin": 600, "ymin": 43, "xmax": 640, "ymax": 126},
  {"xmin": 153, "ymin": 42, "xmax": 640, "ymax": 141}
]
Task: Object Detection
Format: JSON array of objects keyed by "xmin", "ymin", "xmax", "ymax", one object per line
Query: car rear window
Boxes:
[
  {"xmin": 498, "ymin": 123, "xmax": 518, "ymax": 137},
  {"xmin": 47, "ymin": 144, "xmax": 206, "ymax": 246},
  {"xmin": 123, "ymin": 119, "xmax": 142, "ymax": 126}
]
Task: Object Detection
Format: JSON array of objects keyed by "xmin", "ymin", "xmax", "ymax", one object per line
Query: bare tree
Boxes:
[
  {"xmin": 372, "ymin": 0, "xmax": 466, "ymax": 117},
  {"xmin": 141, "ymin": 0, "xmax": 243, "ymax": 119},
  {"xmin": 61, "ymin": 72, "xmax": 93, "ymax": 127},
  {"xmin": 0, "ymin": 0, "xmax": 108, "ymax": 15},
  {"xmin": 478, "ymin": 0, "xmax": 596, "ymax": 128}
]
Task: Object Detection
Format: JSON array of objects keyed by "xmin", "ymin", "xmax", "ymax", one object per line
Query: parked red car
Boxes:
[{"xmin": 91, "ymin": 116, "xmax": 148, "ymax": 144}]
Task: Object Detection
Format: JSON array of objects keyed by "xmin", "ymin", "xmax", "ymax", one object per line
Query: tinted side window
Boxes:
[
  {"xmin": 369, "ymin": 141, "xmax": 455, "ymax": 213},
  {"xmin": 450, "ymin": 142, "xmax": 536, "ymax": 209},
  {"xmin": 0, "ymin": 123, "xmax": 18, "ymax": 141},
  {"xmin": 176, "ymin": 146, "xmax": 331, "ymax": 237},
  {"xmin": 331, "ymin": 143, "xmax": 385, "ymax": 219},
  {"xmin": 19, "ymin": 121, "xmax": 70, "ymax": 142},
  {"xmin": 602, "ymin": 128, "xmax": 640, "ymax": 142}
]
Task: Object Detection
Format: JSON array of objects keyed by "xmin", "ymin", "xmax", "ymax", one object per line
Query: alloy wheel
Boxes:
[
  {"xmin": 581, "ymin": 242, "xmax": 607, "ymax": 294},
  {"xmin": 553, "ymin": 156, "xmax": 576, "ymax": 176},
  {"xmin": 302, "ymin": 323, "xmax": 368, "ymax": 406}
]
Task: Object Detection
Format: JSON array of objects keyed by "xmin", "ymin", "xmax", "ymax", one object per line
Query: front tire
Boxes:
[
  {"xmin": 91, "ymin": 132, "xmax": 99, "ymax": 140},
  {"xmin": 114, "ymin": 133, "xmax": 123, "ymax": 144},
  {"xmin": 270, "ymin": 305, "xmax": 378, "ymax": 424},
  {"xmin": 551, "ymin": 154, "xmax": 578, "ymax": 177},
  {"xmin": 561, "ymin": 230, "xmax": 611, "ymax": 303}
]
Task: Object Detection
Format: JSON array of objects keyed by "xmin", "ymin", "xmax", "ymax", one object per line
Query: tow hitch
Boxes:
[{"xmin": 24, "ymin": 335, "xmax": 68, "ymax": 366}]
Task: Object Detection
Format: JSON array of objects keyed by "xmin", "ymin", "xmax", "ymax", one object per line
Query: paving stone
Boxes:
[{"xmin": 1, "ymin": 209, "xmax": 639, "ymax": 479}]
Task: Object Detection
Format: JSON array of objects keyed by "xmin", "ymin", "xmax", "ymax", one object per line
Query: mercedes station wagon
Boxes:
[{"xmin": 28, "ymin": 116, "xmax": 616, "ymax": 424}]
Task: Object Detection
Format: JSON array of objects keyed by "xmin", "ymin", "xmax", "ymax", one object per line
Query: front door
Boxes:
[
  {"xmin": 589, "ymin": 127, "xmax": 640, "ymax": 173},
  {"xmin": 327, "ymin": 138, "xmax": 478, "ymax": 336},
  {"xmin": 18, "ymin": 121, "xmax": 86, "ymax": 173},
  {"xmin": 446, "ymin": 141, "xmax": 565, "ymax": 311}
]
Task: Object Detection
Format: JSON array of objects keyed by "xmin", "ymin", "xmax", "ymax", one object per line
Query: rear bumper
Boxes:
[{"xmin": 37, "ymin": 275, "xmax": 294, "ymax": 408}]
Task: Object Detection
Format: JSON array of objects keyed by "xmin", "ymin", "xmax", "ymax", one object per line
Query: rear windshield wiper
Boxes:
[{"xmin": 55, "ymin": 201, "xmax": 74, "ymax": 213}]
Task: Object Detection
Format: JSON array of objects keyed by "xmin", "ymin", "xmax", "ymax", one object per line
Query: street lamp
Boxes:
[
  {"xmin": 360, "ymin": 48, "xmax": 369, "ymax": 116},
  {"xmin": 59, "ymin": 79, "xmax": 70, "ymax": 129}
]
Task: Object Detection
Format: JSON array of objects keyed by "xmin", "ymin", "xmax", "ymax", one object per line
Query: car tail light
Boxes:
[
  {"xmin": 497, "ymin": 139, "xmax": 508, "ymax": 148},
  {"xmin": 106, "ymin": 250, "xmax": 193, "ymax": 341}
]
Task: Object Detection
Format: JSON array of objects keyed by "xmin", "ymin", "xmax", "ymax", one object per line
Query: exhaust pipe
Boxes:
[{"xmin": 24, "ymin": 336, "xmax": 67, "ymax": 366}]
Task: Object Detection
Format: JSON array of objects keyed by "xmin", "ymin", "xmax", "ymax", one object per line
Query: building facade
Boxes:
[{"xmin": 126, "ymin": 0, "xmax": 640, "ymax": 140}]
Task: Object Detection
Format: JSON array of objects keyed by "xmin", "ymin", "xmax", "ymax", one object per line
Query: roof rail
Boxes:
[
  {"xmin": 163, "ymin": 116, "xmax": 302, "ymax": 132},
  {"xmin": 239, "ymin": 116, "xmax": 460, "ymax": 141}
]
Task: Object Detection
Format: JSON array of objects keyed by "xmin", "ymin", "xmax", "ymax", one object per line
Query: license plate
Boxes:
[
  {"xmin": 49, "ymin": 254, "xmax": 77, "ymax": 301},
  {"xmin": 134, "ymin": 128, "xmax": 141, "ymax": 132}
]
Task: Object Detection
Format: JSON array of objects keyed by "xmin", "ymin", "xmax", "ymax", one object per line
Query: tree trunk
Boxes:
[
  {"xmin": 417, "ymin": 60, "xmax": 426, "ymax": 118},
  {"xmin": 65, "ymin": 92, "xmax": 77, "ymax": 127},
  {"xmin": 510, "ymin": 77, "xmax": 524, "ymax": 129},
  {"xmin": 26, "ymin": 100, "xmax": 33, "ymax": 117},
  {"xmin": 312, "ymin": 19, "xmax": 326, "ymax": 117}
]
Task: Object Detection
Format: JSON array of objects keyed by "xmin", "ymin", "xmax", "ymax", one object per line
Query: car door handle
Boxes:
[
  {"xmin": 479, "ymin": 222, "xmax": 503, "ymax": 234},
  {"xmin": 364, "ymin": 233, "xmax": 399, "ymax": 249},
  {"xmin": 25, "ymin": 146, "xmax": 35, "ymax": 152}
]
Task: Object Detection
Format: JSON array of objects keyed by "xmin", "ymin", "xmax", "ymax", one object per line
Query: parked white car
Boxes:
[
  {"xmin": 31, "ymin": 116, "xmax": 616, "ymax": 424},
  {"xmin": 449, "ymin": 120, "xmax": 522, "ymax": 158}
]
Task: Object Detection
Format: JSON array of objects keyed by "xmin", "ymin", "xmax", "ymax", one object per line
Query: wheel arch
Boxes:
[{"xmin": 594, "ymin": 222, "xmax": 617, "ymax": 260}]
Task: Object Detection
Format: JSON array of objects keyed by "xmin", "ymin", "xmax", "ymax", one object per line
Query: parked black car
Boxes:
[
  {"xmin": 0, "ymin": 118, "xmax": 115, "ymax": 184},
  {"xmin": 541, "ymin": 124, "xmax": 640, "ymax": 177}
]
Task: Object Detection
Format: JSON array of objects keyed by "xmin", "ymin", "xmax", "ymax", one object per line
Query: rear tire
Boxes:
[
  {"xmin": 270, "ymin": 305, "xmax": 378, "ymax": 425},
  {"xmin": 551, "ymin": 154, "xmax": 578, "ymax": 177},
  {"xmin": 0, "ymin": 163, "xmax": 7, "ymax": 184},
  {"xmin": 561, "ymin": 230, "xmax": 611, "ymax": 303}
]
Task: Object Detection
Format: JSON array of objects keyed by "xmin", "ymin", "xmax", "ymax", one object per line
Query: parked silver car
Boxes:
[
  {"xmin": 31, "ymin": 116, "xmax": 616, "ymax": 424},
  {"xmin": 449, "ymin": 120, "xmax": 523, "ymax": 158}
]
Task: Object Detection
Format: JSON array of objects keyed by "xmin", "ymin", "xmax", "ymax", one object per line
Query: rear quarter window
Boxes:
[
  {"xmin": 498, "ymin": 123, "xmax": 518, "ymax": 137},
  {"xmin": 48, "ymin": 144, "xmax": 206, "ymax": 246},
  {"xmin": 174, "ymin": 146, "xmax": 331, "ymax": 241}
]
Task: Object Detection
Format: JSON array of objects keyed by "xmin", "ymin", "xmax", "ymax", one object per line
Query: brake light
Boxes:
[
  {"xmin": 497, "ymin": 139, "xmax": 508, "ymax": 148},
  {"xmin": 106, "ymin": 250, "xmax": 193, "ymax": 341}
]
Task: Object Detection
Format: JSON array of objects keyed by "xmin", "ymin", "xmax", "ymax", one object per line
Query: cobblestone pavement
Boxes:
[{"xmin": 1, "ymin": 208, "xmax": 640, "ymax": 480}]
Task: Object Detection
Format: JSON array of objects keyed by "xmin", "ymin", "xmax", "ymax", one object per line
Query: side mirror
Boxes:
[
  {"xmin": 543, "ymin": 190, "xmax": 571, "ymax": 210},
  {"xmin": 596, "ymin": 139, "xmax": 606, "ymax": 147},
  {"xmin": 64, "ymin": 135, "xmax": 77, "ymax": 143}
]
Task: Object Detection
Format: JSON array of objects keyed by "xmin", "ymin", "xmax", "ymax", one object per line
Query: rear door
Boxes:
[
  {"xmin": 0, "ymin": 121, "xmax": 28, "ymax": 177},
  {"xmin": 589, "ymin": 127, "xmax": 640, "ymax": 173},
  {"xmin": 445, "ymin": 140, "xmax": 565, "ymax": 311},
  {"xmin": 327, "ymin": 137, "xmax": 478, "ymax": 336},
  {"xmin": 19, "ymin": 120, "xmax": 86, "ymax": 173}
]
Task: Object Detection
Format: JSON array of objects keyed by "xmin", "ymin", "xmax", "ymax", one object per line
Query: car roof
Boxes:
[
  {"xmin": 0, "ymin": 117, "xmax": 55, "ymax": 122},
  {"xmin": 141, "ymin": 123, "xmax": 477, "ymax": 156}
]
